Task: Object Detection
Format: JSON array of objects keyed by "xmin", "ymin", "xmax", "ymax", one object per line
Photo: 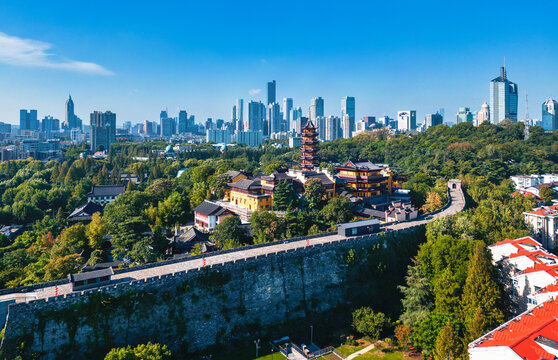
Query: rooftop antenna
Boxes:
[{"xmin": 525, "ymin": 93, "xmax": 529, "ymax": 120}]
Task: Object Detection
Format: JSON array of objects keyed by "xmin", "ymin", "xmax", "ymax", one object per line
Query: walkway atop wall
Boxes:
[{"xmin": 0, "ymin": 179, "xmax": 464, "ymax": 305}]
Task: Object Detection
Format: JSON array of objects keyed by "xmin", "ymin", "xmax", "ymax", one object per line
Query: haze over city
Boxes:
[{"xmin": 1, "ymin": 0, "xmax": 558, "ymax": 125}]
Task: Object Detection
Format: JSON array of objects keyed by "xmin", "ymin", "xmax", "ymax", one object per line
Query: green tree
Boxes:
[
  {"xmin": 86, "ymin": 212, "xmax": 107, "ymax": 250},
  {"xmin": 190, "ymin": 182, "xmax": 210, "ymax": 209},
  {"xmin": 399, "ymin": 261, "xmax": 433, "ymax": 327},
  {"xmin": 461, "ymin": 242, "xmax": 504, "ymax": 341},
  {"xmin": 210, "ymin": 173, "xmax": 232, "ymax": 199},
  {"xmin": 104, "ymin": 342, "xmax": 172, "ymax": 360},
  {"xmin": 422, "ymin": 192, "xmax": 443, "ymax": 213},
  {"xmin": 411, "ymin": 313, "xmax": 462, "ymax": 355},
  {"xmin": 432, "ymin": 268, "xmax": 461, "ymax": 315},
  {"xmin": 111, "ymin": 216, "xmax": 150, "ymax": 260},
  {"xmin": 211, "ymin": 216, "xmax": 247, "ymax": 249},
  {"xmin": 250, "ymin": 211, "xmax": 284, "ymax": 243},
  {"xmin": 352, "ymin": 306, "xmax": 389, "ymax": 340},
  {"xmin": 433, "ymin": 321, "xmax": 462, "ymax": 360},
  {"xmin": 53, "ymin": 223, "xmax": 88, "ymax": 257},
  {"xmin": 319, "ymin": 196, "xmax": 353, "ymax": 225},
  {"xmin": 273, "ymin": 180, "xmax": 297, "ymax": 210},
  {"xmin": 43, "ymin": 254, "xmax": 83, "ymax": 281},
  {"xmin": 304, "ymin": 178, "xmax": 326, "ymax": 210},
  {"xmin": 540, "ymin": 186, "xmax": 555, "ymax": 205}
]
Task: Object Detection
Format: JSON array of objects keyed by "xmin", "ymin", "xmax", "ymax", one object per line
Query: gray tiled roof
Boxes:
[
  {"xmin": 194, "ymin": 200, "xmax": 223, "ymax": 216},
  {"xmin": 229, "ymin": 178, "xmax": 259, "ymax": 190},
  {"xmin": 67, "ymin": 201, "xmax": 104, "ymax": 219},
  {"xmin": 87, "ymin": 185, "xmax": 126, "ymax": 197},
  {"xmin": 68, "ymin": 267, "xmax": 113, "ymax": 282}
]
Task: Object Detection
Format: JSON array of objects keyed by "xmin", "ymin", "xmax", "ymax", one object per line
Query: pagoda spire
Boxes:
[{"xmin": 300, "ymin": 119, "xmax": 319, "ymax": 170}]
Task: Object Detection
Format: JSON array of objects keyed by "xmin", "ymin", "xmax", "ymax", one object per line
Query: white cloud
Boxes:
[
  {"xmin": 249, "ymin": 88, "xmax": 262, "ymax": 96},
  {"xmin": 0, "ymin": 32, "xmax": 114, "ymax": 75}
]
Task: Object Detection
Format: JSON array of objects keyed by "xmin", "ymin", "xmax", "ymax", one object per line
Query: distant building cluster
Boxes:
[{"xmin": 2, "ymin": 65, "xmax": 555, "ymax": 163}]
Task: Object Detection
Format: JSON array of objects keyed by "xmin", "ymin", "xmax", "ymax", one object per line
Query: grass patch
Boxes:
[
  {"xmin": 355, "ymin": 347, "xmax": 410, "ymax": 360},
  {"xmin": 335, "ymin": 343, "xmax": 368, "ymax": 356}
]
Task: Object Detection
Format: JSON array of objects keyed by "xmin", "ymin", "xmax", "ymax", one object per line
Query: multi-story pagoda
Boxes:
[{"xmin": 300, "ymin": 120, "xmax": 319, "ymax": 170}]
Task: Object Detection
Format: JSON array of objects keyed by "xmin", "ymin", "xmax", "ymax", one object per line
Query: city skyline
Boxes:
[{"xmin": 1, "ymin": 1, "xmax": 558, "ymax": 125}]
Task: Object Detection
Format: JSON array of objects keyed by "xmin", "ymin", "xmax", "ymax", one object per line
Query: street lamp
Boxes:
[{"xmin": 254, "ymin": 338, "xmax": 261, "ymax": 358}]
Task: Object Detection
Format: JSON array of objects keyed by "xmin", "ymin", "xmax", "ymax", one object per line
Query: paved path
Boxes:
[
  {"xmin": 346, "ymin": 343, "xmax": 376, "ymax": 360},
  {"xmin": 0, "ymin": 180, "xmax": 464, "ymax": 305}
]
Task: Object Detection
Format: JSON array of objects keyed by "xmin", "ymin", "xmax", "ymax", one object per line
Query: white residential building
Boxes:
[{"xmin": 524, "ymin": 205, "xmax": 558, "ymax": 250}]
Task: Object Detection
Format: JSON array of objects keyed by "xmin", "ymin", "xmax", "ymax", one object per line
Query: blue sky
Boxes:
[{"xmin": 0, "ymin": 0, "xmax": 557, "ymax": 125}]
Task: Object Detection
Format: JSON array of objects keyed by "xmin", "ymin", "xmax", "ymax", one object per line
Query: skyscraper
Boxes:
[
  {"xmin": 268, "ymin": 102, "xmax": 281, "ymax": 134},
  {"xmin": 316, "ymin": 116, "xmax": 326, "ymax": 141},
  {"xmin": 160, "ymin": 110, "xmax": 175, "ymax": 137},
  {"xmin": 267, "ymin": 80, "xmax": 276, "ymax": 105},
  {"xmin": 248, "ymin": 100, "xmax": 265, "ymax": 132},
  {"xmin": 19, "ymin": 109, "xmax": 38, "ymax": 131},
  {"xmin": 236, "ymin": 99, "xmax": 244, "ymax": 132},
  {"xmin": 309, "ymin": 97, "xmax": 324, "ymax": 123},
  {"xmin": 542, "ymin": 99, "xmax": 558, "ymax": 131},
  {"xmin": 478, "ymin": 102, "xmax": 490, "ymax": 125},
  {"xmin": 90, "ymin": 111, "xmax": 116, "ymax": 151},
  {"xmin": 283, "ymin": 98, "xmax": 293, "ymax": 125},
  {"xmin": 324, "ymin": 116, "xmax": 341, "ymax": 141},
  {"xmin": 41, "ymin": 116, "xmax": 60, "ymax": 134},
  {"xmin": 63, "ymin": 94, "xmax": 81, "ymax": 130},
  {"xmin": 342, "ymin": 114, "xmax": 351, "ymax": 138},
  {"xmin": 289, "ymin": 107, "xmax": 300, "ymax": 132},
  {"xmin": 425, "ymin": 112, "xmax": 443, "ymax": 129},
  {"xmin": 397, "ymin": 111, "xmax": 417, "ymax": 131},
  {"xmin": 341, "ymin": 96, "xmax": 356, "ymax": 135},
  {"xmin": 490, "ymin": 66, "xmax": 518, "ymax": 124},
  {"xmin": 178, "ymin": 110, "xmax": 188, "ymax": 134},
  {"xmin": 456, "ymin": 107, "xmax": 473, "ymax": 124}
]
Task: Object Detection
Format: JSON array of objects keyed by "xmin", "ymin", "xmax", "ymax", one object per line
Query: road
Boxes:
[{"xmin": 0, "ymin": 179, "xmax": 464, "ymax": 305}]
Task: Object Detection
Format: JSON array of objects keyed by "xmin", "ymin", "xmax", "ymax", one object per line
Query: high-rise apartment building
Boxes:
[
  {"xmin": 248, "ymin": 101, "xmax": 265, "ymax": 132},
  {"xmin": 542, "ymin": 99, "xmax": 558, "ymax": 131},
  {"xmin": 478, "ymin": 102, "xmax": 490, "ymax": 125},
  {"xmin": 290, "ymin": 107, "xmax": 301, "ymax": 132},
  {"xmin": 178, "ymin": 110, "xmax": 188, "ymax": 134},
  {"xmin": 236, "ymin": 99, "xmax": 244, "ymax": 132},
  {"xmin": 397, "ymin": 110, "xmax": 417, "ymax": 131},
  {"xmin": 187, "ymin": 115, "xmax": 195, "ymax": 133},
  {"xmin": 456, "ymin": 107, "xmax": 473, "ymax": 124},
  {"xmin": 90, "ymin": 111, "xmax": 116, "ymax": 151},
  {"xmin": 41, "ymin": 116, "xmax": 60, "ymax": 134},
  {"xmin": 341, "ymin": 96, "xmax": 356, "ymax": 135},
  {"xmin": 268, "ymin": 102, "xmax": 281, "ymax": 134},
  {"xmin": 267, "ymin": 80, "xmax": 276, "ymax": 105},
  {"xmin": 19, "ymin": 109, "xmax": 39, "ymax": 131},
  {"xmin": 324, "ymin": 116, "xmax": 341, "ymax": 141},
  {"xmin": 309, "ymin": 97, "xmax": 324, "ymax": 123},
  {"xmin": 231, "ymin": 105, "xmax": 237, "ymax": 128},
  {"xmin": 159, "ymin": 110, "xmax": 176, "ymax": 137},
  {"xmin": 424, "ymin": 112, "xmax": 443, "ymax": 129},
  {"xmin": 490, "ymin": 66, "xmax": 518, "ymax": 124},
  {"xmin": 342, "ymin": 114, "xmax": 351, "ymax": 138},
  {"xmin": 283, "ymin": 98, "xmax": 293, "ymax": 124}
]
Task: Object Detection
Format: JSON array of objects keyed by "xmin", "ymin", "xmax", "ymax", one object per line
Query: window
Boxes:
[{"xmin": 352, "ymin": 228, "xmax": 357, "ymax": 235}]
